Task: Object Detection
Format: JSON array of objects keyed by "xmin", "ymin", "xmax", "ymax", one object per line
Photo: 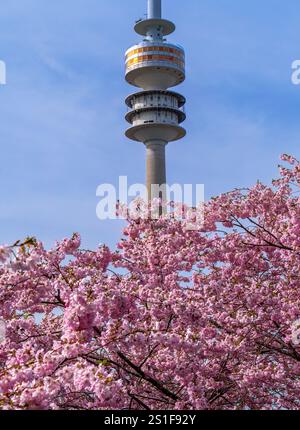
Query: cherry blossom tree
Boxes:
[{"xmin": 0, "ymin": 155, "xmax": 299, "ymax": 410}]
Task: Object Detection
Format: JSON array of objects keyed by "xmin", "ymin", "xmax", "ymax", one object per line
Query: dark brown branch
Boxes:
[
  {"xmin": 139, "ymin": 344, "xmax": 159, "ymax": 369},
  {"xmin": 117, "ymin": 352, "xmax": 179, "ymax": 401},
  {"xmin": 247, "ymin": 217, "xmax": 284, "ymax": 245},
  {"xmin": 128, "ymin": 392, "xmax": 151, "ymax": 410}
]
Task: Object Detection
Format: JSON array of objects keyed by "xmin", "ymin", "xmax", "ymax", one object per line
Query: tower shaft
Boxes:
[{"xmin": 146, "ymin": 140, "xmax": 167, "ymax": 198}]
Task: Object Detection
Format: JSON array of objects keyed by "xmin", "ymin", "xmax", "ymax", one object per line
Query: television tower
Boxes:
[{"xmin": 125, "ymin": 0, "xmax": 186, "ymax": 200}]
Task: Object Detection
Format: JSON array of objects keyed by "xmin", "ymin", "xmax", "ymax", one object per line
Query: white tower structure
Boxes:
[{"xmin": 125, "ymin": 0, "xmax": 186, "ymax": 200}]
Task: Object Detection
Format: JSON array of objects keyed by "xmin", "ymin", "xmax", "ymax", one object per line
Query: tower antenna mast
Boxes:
[{"xmin": 148, "ymin": 0, "xmax": 162, "ymax": 19}]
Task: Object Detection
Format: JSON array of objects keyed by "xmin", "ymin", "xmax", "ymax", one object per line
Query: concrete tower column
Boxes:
[
  {"xmin": 145, "ymin": 140, "xmax": 167, "ymax": 200},
  {"xmin": 125, "ymin": 0, "xmax": 186, "ymax": 207}
]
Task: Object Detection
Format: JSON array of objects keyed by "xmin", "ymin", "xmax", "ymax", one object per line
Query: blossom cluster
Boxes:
[{"xmin": 0, "ymin": 155, "xmax": 299, "ymax": 410}]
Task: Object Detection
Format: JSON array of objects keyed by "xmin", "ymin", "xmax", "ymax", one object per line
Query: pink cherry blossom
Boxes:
[{"xmin": 0, "ymin": 155, "xmax": 299, "ymax": 410}]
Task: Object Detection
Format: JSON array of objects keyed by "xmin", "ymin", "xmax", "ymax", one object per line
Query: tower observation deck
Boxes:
[{"xmin": 125, "ymin": 0, "xmax": 186, "ymax": 201}]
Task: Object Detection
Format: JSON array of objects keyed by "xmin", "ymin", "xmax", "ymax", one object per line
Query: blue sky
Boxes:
[{"xmin": 0, "ymin": 0, "xmax": 299, "ymax": 250}]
